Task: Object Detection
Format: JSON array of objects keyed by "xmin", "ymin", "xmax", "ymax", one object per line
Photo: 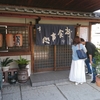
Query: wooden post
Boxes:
[{"xmin": 29, "ymin": 23, "xmax": 34, "ymax": 73}]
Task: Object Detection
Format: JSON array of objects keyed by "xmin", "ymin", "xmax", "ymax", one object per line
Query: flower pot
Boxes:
[
  {"xmin": 2, "ymin": 66, "xmax": 9, "ymax": 72},
  {"xmin": 18, "ymin": 68, "xmax": 28, "ymax": 83},
  {"xmin": 96, "ymin": 75, "xmax": 100, "ymax": 87},
  {"xmin": 18, "ymin": 64, "xmax": 27, "ymax": 70}
]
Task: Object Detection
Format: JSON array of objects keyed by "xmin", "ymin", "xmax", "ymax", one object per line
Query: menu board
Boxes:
[{"xmin": 79, "ymin": 27, "xmax": 88, "ymax": 41}]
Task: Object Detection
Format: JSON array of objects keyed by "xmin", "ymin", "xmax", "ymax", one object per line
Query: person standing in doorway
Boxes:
[
  {"xmin": 69, "ymin": 36, "xmax": 86, "ymax": 85},
  {"xmin": 80, "ymin": 38, "xmax": 97, "ymax": 83}
]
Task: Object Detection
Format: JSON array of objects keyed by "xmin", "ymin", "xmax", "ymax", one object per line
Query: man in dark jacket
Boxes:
[{"xmin": 80, "ymin": 38, "xmax": 97, "ymax": 83}]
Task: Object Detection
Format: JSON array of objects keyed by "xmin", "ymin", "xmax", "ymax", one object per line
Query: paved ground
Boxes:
[
  {"xmin": 0, "ymin": 79, "xmax": 100, "ymax": 100},
  {"xmin": 30, "ymin": 70, "xmax": 91, "ymax": 87}
]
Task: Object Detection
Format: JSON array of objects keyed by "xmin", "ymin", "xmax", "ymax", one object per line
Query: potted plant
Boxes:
[
  {"xmin": 93, "ymin": 48, "xmax": 100, "ymax": 86},
  {"xmin": 14, "ymin": 56, "xmax": 30, "ymax": 70},
  {"xmin": 1, "ymin": 57, "xmax": 13, "ymax": 72},
  {"xmin": 14, "ymin": 56, "xmax": 30, "ymax": 83}
]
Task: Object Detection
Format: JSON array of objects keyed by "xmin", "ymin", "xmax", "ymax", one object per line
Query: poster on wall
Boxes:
[
  {"xmin": 36, "ymin": 24, "xmax": 75, "ymax": 45},
  {"xmin": 78, "ymin": 26, "xmax": 88, "ymax": 41}
]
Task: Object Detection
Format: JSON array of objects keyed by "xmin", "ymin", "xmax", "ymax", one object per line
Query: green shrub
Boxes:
[
  {"xmin": 93, "ymin": 48, "xmax": 100, "ymax": 75},
  {"xmin": 15, "ymin": 56, "xmax": 30, "ymax": 65},
  {"xmin": 1, "ymin": 57, "xmax": 13, "ymax": 67}
]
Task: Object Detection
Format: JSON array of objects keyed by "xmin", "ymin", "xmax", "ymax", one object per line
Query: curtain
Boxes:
[{"xmin": 36, "ymin": 24, "xmax": 75, "ymax": 45}]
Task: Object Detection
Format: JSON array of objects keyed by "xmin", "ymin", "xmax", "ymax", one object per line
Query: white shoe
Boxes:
[
  {"xmin": 80, "ymin": 83, "xmax": 83, "ymax": 84},
  {"xmin": 88, "ymin": 74, "xmax": 92, "ymax": 77},
  {"xmin": 75, "ymin": 82, "xmax": 79, "ymax": 85}
]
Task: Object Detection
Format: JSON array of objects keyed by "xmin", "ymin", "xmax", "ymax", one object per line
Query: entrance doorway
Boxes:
[
  {"xmin": 33, "ymin": 29, "xmax": 72, "ymax": 72},
  {"xmin": 33, "ymin": 44, "xmax": 72, "ymax": 72}
]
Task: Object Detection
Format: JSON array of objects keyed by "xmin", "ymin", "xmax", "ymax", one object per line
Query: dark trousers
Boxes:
[
  {"xmin": 85, "ymin": 59, "xmax": 92, "ymax": 74},
  {"xmin": 85, "ymin": 58, "xmax": 97, "ymax": 81}
]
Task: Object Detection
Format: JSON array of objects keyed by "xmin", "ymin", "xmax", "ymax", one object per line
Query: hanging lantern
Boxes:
[
  {"xmin": 6, "ymin": 33, "xmax": 14, "ymax": 47},
  {"xmin": 0, "ymin": 33, "xmax": 3, "ymax": 47},
  {"xmin": 15, "ymin": 33, "xmax": 23, "ymax": 46}
]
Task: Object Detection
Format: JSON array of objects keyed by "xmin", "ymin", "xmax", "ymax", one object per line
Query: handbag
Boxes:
[{"xmin": 76, "ymin": 44, "xmax": 87, "ymax": 59}]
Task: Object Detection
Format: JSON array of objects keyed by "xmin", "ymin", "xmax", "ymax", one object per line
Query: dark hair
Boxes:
[
  {"xmin": 80, "ymin": 38, "xmax": 85, "ymax": 42},
  {"xmin": 73, "ymin": 36, "xmax": 80, "ymax": 45}
]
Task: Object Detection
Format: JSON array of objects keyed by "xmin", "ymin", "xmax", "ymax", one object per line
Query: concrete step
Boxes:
[
  {"xmin": 30, "ymin": 70, "xmax": 69, "ymax": 87},
  {"xmin": 30, "ymin": 70, "xmax": 91, "ymax": 87}
]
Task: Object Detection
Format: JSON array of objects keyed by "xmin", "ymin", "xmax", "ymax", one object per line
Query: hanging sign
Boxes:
[
  {"xmin": 36, "ymin": 24, "xmax": 75, "ymax": 45},
  {"xmin": 15, "ymin": 34, "xmax": 23, "ymax": 46}
]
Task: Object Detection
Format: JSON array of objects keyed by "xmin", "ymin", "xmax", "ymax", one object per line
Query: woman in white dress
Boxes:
[{"xmin": 69, "ymin": 36, "xmax": 86, "ymax": 85}]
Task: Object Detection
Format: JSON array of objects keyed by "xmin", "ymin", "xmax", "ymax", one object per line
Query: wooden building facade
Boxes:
[{"xmin": 0, "ymin": 6, "xmax": 100, "ymax": 75}]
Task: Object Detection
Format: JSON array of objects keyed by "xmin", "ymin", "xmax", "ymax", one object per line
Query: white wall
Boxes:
[
  {"xmin": 0, "ymin": 17, "xmax": 35, "ymax": 24},
  {"xmin": 0, "ymin": 16, "xmax": 89, "ymax": 26},
  {"xmin": 39, "ymin": 19, "xmax": 89, "ymax": 26}
]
